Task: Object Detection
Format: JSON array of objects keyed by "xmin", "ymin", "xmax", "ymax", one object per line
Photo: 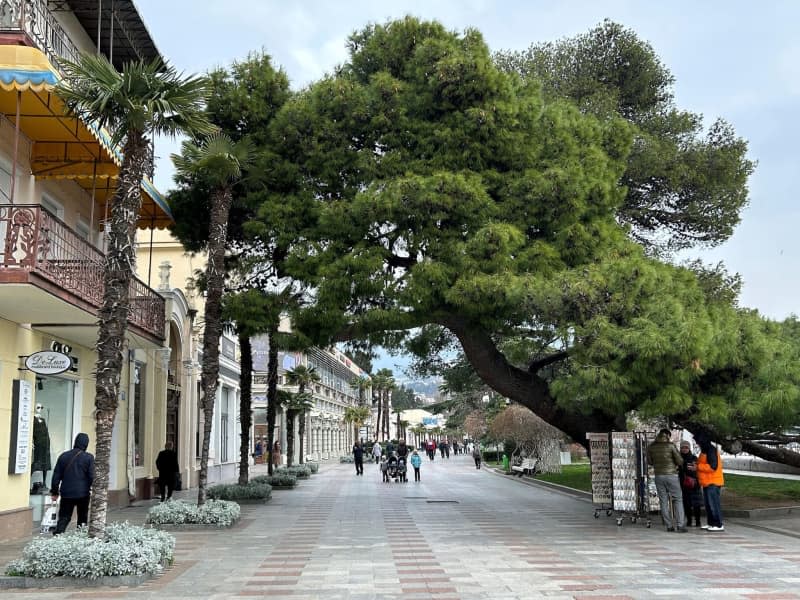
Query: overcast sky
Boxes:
[{"xmin": 136, "ymin": 1, "xmax": 799, "ymax": 372}]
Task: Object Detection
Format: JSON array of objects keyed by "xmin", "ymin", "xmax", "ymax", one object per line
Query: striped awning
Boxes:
[{"xmin": 0, "ymin": 46, "xmax": 172, "ymax": 228}]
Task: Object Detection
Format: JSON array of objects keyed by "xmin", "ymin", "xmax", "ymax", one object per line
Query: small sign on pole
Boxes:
[{"xmin": 8, "ymin": 379, "xmax": 33, "ymax": 475}]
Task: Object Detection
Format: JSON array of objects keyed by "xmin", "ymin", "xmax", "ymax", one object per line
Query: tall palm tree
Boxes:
[
  {"xmin": 285, "ymin": 365, "xmax": 320, "ymax": 463},
  {"xmin": 373, "ymin": 369, "xmax": 395, "ymax": 441},
  {"xmin": 370, "ymin": 370, "xmax": 391, "ymax": 440},
  {"xmin": 350, "ymin": 375, "xmax": 371, "ymax": 406},
  {"xmin": 284, "ymin": 392, "xmax": 314, "ymax": 466},
  {"xmin": 57, "ymin": 55, "xmax": 211, "ymax": 538},
  {"xmin": 344, "ymin": 406, "xmax": 371, "ymax": 443},
  {"xmin": 173, "ymin": 133, "xmax": 254, "ymax": 505}
]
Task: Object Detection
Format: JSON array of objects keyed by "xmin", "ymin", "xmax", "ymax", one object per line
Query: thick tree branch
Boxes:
[
  {"xmin": 528, "ymin": 350, "xmax": 569, "ymax": 373},
  {"xmin": 437, "ymin": 314, "xmax": 622, "ymax": 445}
]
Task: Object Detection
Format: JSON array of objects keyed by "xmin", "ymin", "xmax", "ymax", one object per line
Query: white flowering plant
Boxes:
[
  {"xmin": 339, "ymin": 455, "xmax": 354, "ymax": 463},
  {"xmin": 146, "ymin": 499, "xmax": 240, "ymax": 527},
  {"xmin": 277, "ymin": 465, "xmax": 312, "ymax": 478},
  {"xmin": 306, "ymin": 462, "xmax": 320, "ymax": 474},
  {"xmin": 252, "ymin": 473, "xmax": 297, "ymax": 487},
  {"xmin": 207, "ymin": 481, "xmax": 271, "ymax": 501},
  {"xmin": 4, "ymin": 522, "xmax": 174, "ymax": 579}
]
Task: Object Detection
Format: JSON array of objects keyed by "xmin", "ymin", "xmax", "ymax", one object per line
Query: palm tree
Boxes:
[
  {"xmin": 57, "ymin": 55, "xmax": 211, "ymax": 538},
  {"xmin": 173, "ymin": 133, "xmax": 254, "ymax": 505},
  {"xmin": 350, "ymin": 375, "xmax": 371, "ymax": 406},
  {"xmin": 285, "ymin": 365, "xmax": 320, "ymax": 464},
  {"xmin": 284, "ymin": 392, "xmax": 314, "ymax": 466},
  {"xmin": 370, "ymin": 370, "xmax": 392, "ymax": 440},
  {"xmin": 344, "ymin": 406, "xmax": 371, "ymax": 443}
]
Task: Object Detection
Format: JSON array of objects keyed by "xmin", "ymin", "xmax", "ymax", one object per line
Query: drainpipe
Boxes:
[
  {"xmin": 10, "ymin": 91, "xmax": 20, "ymax": 203},
  {"xmin": 126, "ymin": 350, "xmax": 136, "ymax": 499}
]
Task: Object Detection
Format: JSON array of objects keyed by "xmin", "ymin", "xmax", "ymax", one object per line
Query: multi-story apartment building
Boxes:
[
  {"xmin": 252, "ymin": 339, "xmax": 371, "ymax": 463},
  {"xmin": 135, "ymin": 230, "xmax": 242, "ymax": 489},
  {"xmin": 0, "ymin": 1, "xmax": 174, "ymax": 542}
]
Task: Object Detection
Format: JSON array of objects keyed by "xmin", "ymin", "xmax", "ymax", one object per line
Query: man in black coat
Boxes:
[
  {"xmin": 50, "ymin": 432, "xmax": 95, "ymax": 534},
  {"xmin": 156, "ymin": 441, "xmax": 180, "ymax": 501}
]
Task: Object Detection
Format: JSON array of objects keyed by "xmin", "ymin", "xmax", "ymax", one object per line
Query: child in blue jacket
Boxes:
[{"xmin": 410, "ymin": 450, "xmax": 422, "ymax": 481}]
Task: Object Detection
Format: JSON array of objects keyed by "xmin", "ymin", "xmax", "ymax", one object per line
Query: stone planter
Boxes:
[
  {"xmin": 150, "ymin": 517, "xmax": 240, "ymax": 530},
  {"xmin": 269, "ymin": 484, "xmax": 297, "ymax": 490},
  {"xmin": 0, "ymin": 559, "xmax": 171, "ymax": 589}
]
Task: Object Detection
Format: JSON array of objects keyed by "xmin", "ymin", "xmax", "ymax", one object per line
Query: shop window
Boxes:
[
  {"xmin": 31, "ymin": 376, "xmax": 75, "ymax": 494},
  {"xmin": 133, "ymin": 362, "xmax": 146, "ymax": 466},
  {"xmin": 220, "ymin": 387, "xmax": 230, "ymax": 463}
]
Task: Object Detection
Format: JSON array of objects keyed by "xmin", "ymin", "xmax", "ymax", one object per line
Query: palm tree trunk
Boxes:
[
  {"xmin": 238, "ymin": 333, "xmax": 252, "ymax": 486},
  {"xmin": 286, "ymin": 409, "xmax": 296, "ymax": 467},
  {"xmin": 198, "ymin": 188, "xmax": 233, "ymax": 506},
  {"xmin": 298, "ymin": 411, "xmax": 306, "ymax": 464},
  {"xmin": 383, "ymin": 393, "xmax": 389, "ymax": 441},
  {"xmin": 89, "ymin": 131, "xmax": 147, "ymax": 539},
  {"xmin": 375, "ymin": 394, "xmax": 382, "ymax": 440},
  {"xmin": 266, "ymin": 319, "xmax": 278, "ymax": 476}
]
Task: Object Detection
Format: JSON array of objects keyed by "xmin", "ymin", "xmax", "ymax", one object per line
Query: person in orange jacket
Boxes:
[{"xmin": 695, "ymin": 433, "xmax": 725, "ymax": 531}]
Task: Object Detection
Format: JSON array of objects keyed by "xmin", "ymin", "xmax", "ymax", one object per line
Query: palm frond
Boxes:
[{"xmin": 172, "ymin": 132, "xmax": 255, "ymax": 186}]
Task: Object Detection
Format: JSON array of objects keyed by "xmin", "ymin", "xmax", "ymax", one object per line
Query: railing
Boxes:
[
  {"xmin": 0, "ymin": 0, "xmax": 81, "ymax": 73},
  {"xmin": 0, "ymin": 204, "xmax": 165, "ymax": 340}
]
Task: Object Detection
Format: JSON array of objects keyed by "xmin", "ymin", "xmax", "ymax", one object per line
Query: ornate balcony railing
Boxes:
[
  {"xmin": 0, "ymin": 204, "xmax": 165, "ymax": 340},
  {"xmin": 0, "ymin": 0, "xmax": 81, "ymax": 73}
]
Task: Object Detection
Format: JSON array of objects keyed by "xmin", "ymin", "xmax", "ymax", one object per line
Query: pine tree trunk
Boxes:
[
  {"xmin": 266, "ymin": 319, "xmax": 278, "ymax": 476},
  {"xmin": 89, "ymin": 131, "xmax": 147, "ymax": 539},
  {"xmin": 238, "ymin": 333, "xmax": 252, "ymax": 486},
  {"xmin": 197, "ymin": 187, "xmax": 233, "ymax": 506}
]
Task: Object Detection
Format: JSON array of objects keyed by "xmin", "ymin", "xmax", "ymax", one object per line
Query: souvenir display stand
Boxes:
[{"xmin": 588, "ymin": 431, "xmax": 659, "ymax": 526}]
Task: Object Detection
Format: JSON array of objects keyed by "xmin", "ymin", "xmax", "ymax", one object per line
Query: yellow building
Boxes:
[{"xmin": 0, "ymin": 1, "xmax": 172, "ymax": 542}]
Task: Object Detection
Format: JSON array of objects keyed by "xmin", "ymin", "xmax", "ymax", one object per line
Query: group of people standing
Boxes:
[{"xmin": 646, "ymin": 428, "xmax": 725, "ymax": 533}]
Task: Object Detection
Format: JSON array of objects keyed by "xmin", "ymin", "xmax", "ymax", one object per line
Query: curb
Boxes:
[{"xmin": 0, "ymin": 572, "xmax": 155, "ymax": 589}]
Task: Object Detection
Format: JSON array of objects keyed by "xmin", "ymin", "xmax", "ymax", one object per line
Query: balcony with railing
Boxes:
[
  {"xmin": 0, "ymin": 0, "xmax": 81, "ymax": 74},
  {"xmin": 0, "ymin": 204, "xmax": 165, "ymax": 342}
]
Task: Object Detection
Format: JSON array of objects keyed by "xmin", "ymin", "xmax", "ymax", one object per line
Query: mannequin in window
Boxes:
[{"xmin": 31, "ymin": 403, "xmax": 51, "ymax": 493}]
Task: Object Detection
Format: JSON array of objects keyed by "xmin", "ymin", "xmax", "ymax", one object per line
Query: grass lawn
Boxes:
[{"xmin": 501, "ymin": 462, "xmax": 800, "ymax": 508}]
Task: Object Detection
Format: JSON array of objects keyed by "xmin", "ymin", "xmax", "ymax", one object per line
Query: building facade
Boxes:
[{"xmin": 0, "ymin": 1, "xmax": 171, "ymax": 541}]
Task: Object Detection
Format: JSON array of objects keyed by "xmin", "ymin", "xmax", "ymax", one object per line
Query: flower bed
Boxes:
[
  {"xmin": 207, "ymin": 481, "xmax": 272, "ymax": 502},
  {"xmin": 3, "ymin": 523, "xmax": 173, "ymax": 580},
  {"xmin": 306, "ymin": 462, "xmax": 320, "ymax": 474},
  {"xmin": 147, "ymin": 499, "xmax": 241, "ymax": 527},
  {"xmin": 252, "ymin": 473, "xmax": 297, "ymax": 488},
  {"xmin": 339, "ymin": 455, "xmax": 354, "ymax": 463},
  {"xmin": 277, "ymin": 465, "xmax": 311, "ymax": 479}
]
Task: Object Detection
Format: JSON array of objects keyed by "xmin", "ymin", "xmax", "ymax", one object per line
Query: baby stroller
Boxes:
[{"xmin": 386, "ymin": 453, "xmax": 408, "ymax": 482}]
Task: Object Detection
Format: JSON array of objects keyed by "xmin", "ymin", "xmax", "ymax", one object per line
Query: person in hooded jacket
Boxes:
[
  {"xmin": 695, "ymin": 433, "xmax": 725, "ymax": 531},
  {"xmin": 646, "ymin": 428, "xmax": 687, "ymax": 532},
  {"xmin": 678, "ymin": 440, "xmax": 703, "ymax": 527},
  {"xmin": 50, "ymin": 432, "xmax": 95, "ymax": 534}
]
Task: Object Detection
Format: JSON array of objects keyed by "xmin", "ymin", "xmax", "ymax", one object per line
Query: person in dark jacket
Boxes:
[
  {"xmin": 50, "ymin": 433, "xmax": 94, "ymax": 534},
  {"xmin": 646, "ymin": 428, "xmax": 687, "ymax": 532},
  {"xmin": 352, "ymin": 440, "xmax": 364, "ymax": 476},
  {"xmin": 155, "ymin": 441, "xmax": 179, "ymax": 502},
  {"xmin": 678, "ymin": 440, "xmax": 703, "ymax": 527}
]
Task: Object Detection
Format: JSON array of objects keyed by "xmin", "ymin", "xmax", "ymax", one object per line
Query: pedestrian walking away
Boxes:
[
  {"xmin": 410, "ymin": 450, "xmax": 422, "ymax": 481},
  {"xmin": 353, "ymin": 440, "xmax": 365, "ymax": 475},
  {"xmin": 678, "ymin": 440, "xmax": 703, "ymax": 527},
  {"xmin": 646, "ymin": 428, "xmax": 687, "ymax": 532},
  {"xmin": 696, "ymin": 433, "xmax": 725, "ymax": 531},
  {"xmin": 155, "ymin": 441, "xmax": 179, "ymax": 502},
  {"xmin": 50, "ymin": 432, "xmax": 95, "ymax": 534},
  {"xmin": 472, "ymin": 445, "xmax": 482, "ymax": 469},
  {"xmin": 380, "ymin": 456, "xmax": 390, "ymax": 482},
  {"xmin": 372, "ymin": 440, "xmax": 382, "ymax": 464}
]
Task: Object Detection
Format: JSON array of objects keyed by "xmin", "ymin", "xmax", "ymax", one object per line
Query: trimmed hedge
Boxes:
[
  {"xmin": 251, "ymin": 473, "xmax": 297, "ymax": 488},
  {"xmin": 207, "ymin": 481, "xmax": 272, "ymax": 501},
  {"xmin": 147, "ymin": 499, "xmax": 240, "ymax": 527}
]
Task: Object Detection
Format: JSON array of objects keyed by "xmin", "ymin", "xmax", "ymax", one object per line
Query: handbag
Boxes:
[{"xmin": 682, "ymin": 474, "xmax": 697, "ymax": 489}]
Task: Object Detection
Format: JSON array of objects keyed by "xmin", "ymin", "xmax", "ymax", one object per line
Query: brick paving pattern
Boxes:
[{"xmin": 2, "ymin": 456, "xmax": 800, "ymax": 599}]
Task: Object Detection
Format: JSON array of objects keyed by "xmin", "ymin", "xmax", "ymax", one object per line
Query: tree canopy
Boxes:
[{"xmin": 246, "ymin": 18, "xmax": 800, "ymax": 466}]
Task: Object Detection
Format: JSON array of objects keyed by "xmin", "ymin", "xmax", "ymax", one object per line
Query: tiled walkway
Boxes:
[{"xmin": 4, "ymin": 455, "xmax": 800, "ymax": 599}]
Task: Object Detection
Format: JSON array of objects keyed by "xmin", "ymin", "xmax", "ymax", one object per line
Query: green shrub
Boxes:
[
  {"xmin": 252, "ymin": 473, "xmax": 297, "ymax": 487},
  {"xmin": 207, "ymin": 481, "xmax": 271, "ymax": 501},
  {"xmin": 5, "ymin": 522, "xmax": 174, "ymax": 579},
  {"xmin": 305, "ymin": 462, "xmax": 319, "ymax": 474},
  {"xmin": 339, "ymin": 455, "xmax": 354, "ymax": 463},
  {"xmin": 147, "ymin": 499, "xmax": 240, "ymax": 526},
  {"xmin": 278, "ymin": 465, "xmax": 311, "ymax": 478}
]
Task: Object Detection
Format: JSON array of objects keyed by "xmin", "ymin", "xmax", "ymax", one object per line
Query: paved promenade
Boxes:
[{"xmin": 4, "ymin": 454, "xmax": 800, "ymax": 599}]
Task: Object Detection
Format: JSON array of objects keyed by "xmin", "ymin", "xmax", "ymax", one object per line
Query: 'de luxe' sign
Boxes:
[{"xmin": 24, "ymin": 351, "xmax": 72, "ymax": 375}]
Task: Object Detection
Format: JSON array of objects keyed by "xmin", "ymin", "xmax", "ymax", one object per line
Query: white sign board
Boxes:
[
  {"xmin": 11, "ymin": 380, "xmax": 33, "ymax": 474},
  {"xmin": 25, "ymin": 351, "xmax": 71, "ymax": 375}
]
